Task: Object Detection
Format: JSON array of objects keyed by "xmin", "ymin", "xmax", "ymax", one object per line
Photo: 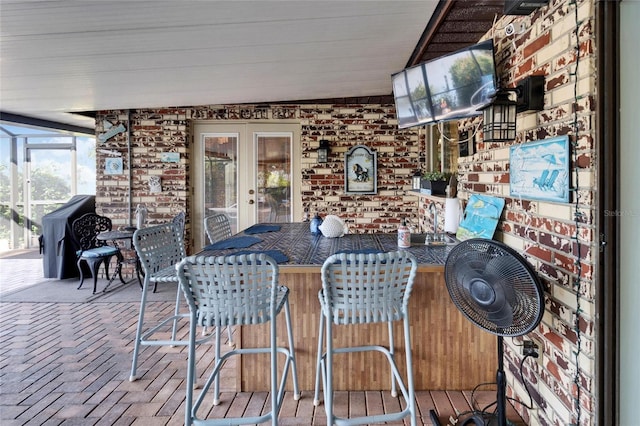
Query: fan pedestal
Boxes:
[
  {"xmin": 496, "ymin": 336, "xmax": 508, "ymax": 426},
  {"xmin": 444, "ymin": 238, "xmax": 545, "ymax": 426}
]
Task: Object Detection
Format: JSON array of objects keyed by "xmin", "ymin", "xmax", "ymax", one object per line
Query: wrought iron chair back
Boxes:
[
  {"xmin": 71, "ymin": 213, "xmax": 119, "ymax": 294},
  {"xmin": 72, "ymin": 213, "xmax": 112, "ymax": 251}
]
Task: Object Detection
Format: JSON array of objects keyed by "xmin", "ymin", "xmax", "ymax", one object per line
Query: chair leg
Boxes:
[
  {"xmin": 283, "ymin": 299, "xmax": 301, "ymax": 400},
  {"xmin": 103, "ymin": 256, "xmax": 111, "ymax": 282},
  {"xmin": 270, "ymin": 313, "xmax": 278, "ymax": 426},
  {"xmin": 89, "ymin": 258, "xmax": 102, "ymax": 294},
  {"xmin": 313, "ymin": 311, "xmax": 325, "ymax": 406},
  {"xmin": 388, "ymin": 320, "xmax": 398, "ymax": 397},
  {"xmin": 324, "ymin": 315, "xmax": 334, "ymax": 426},
  {"xmin": 171, "ymin": 282, "xmax": 181, "ymax": 343},
  {"xmin": 76, "ymin": 258, "xmax": 85, "ymax": 290},
  {"xmin": 212, "ymin": 326, "xmax": 221, "ymax": 405},
  {"xmin": 226, "ymin": 326, "xmax": 234, "ymax": 347},
  {"xmin": 130, "ymin": 275, "xmax": 151, "ymax": 381},
  {"xmin": 135, "ymin": 259, "xmax": 143, "ymax": 289},
  {"xmin": 184, "ymin": 310, "xmax": 197, "ymax": 426},
  {"xmin": 403, "ymin": 318, "xmax": 417, "ymax": 426}
]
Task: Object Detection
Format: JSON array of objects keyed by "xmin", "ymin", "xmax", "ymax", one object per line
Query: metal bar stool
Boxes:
[
  {"xmin": 313, "ymin": 250, "xmax": 418, "ymax": 426},
  {"xmin": 129, "ymin": 221, "xmax": 189, "ymax": 381},
  {"xmin": 177, "ymin": 253, "xmax": 301, "ymax": 426},
  {"xmin": 204, "ymin": 212, "xmax": 233, "ymax": 245},
  {"xmin": 203, "ymin": 212, "xmax": 235, "ymax": 346}
]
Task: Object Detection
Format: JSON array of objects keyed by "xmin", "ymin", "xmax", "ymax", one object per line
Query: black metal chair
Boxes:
[{"xmin": 71, "ymin": 213, "xmax": 120, "ymax": 294}]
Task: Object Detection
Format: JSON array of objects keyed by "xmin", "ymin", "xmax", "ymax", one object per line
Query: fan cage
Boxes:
[{"xmin": 444, "ymin": 238, "xmax": 544, "ymax": 337}]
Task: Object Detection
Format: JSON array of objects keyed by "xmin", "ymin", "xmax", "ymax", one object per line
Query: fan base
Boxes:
[{"xmin": 459, "ymin": 412, "xmax": 516, "ymax": 426}]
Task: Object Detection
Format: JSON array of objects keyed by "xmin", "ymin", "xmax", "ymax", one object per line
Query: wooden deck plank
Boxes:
[
  {"xmin": 462, "ymin": 389, "xmax": 526, "ymax": 425},
  {"xmin": 291, "ymin": 391, "xmax": 319, "ymax": 424},
  {"xmin": 365, "ymin": 390, "xmax": 385, "ymax": 418},
  {"xmin": 415, "ymin": 390, "xmax": 438, "ymax": 425},
  {"xmin": 380, "ymin": 390, "xmax": 405, "ymax": 425},
  {"xmin": 226, "ymin": 391, "xmax": 253, "ymax": 419},
  {"xmin": 198, "ymin": 391, "xmax": 232, "ymax": 420},
  {"xmin": 333, "ymin": 390, "xmax": 350, "ymax": 419},
  {"xmin": 447, "ymin": 389, "xmax": 474, "ymax": 418},
  {"xmin": 182, "ymin": 390, "xmax": 528, "ymax": 425},
  {"xmin": 430, "ymin": 390, "xmax": 456, "ymax": 425},
  {"xmin": 278, "ymin": 390, "xmax": 300, "ymax": 419},
  {"xmin": 246, "ymin": 390, "xmax": 268, "ymax": 418},
  {"xmin": 349, "ymin": 391, "xmax": 367, "ymax": 418},
  {"xmin": 312, "ymin": 401, "xmax": 327, "ymax": 426}
]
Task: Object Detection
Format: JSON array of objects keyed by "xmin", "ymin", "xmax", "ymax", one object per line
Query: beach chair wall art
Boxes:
[{"xmin": 509, "ymin": 136, "xmax": 570, "ymax": 203}]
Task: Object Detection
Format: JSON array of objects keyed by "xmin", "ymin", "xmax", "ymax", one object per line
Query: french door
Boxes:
[{"xmin": 191, "ymin": 122, "xmax": 300, "ymax": 250}]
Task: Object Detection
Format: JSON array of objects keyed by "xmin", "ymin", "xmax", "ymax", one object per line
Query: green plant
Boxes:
[{"xmin": 422, "ymin": 171, "xmax": 451, "ymax": 181}]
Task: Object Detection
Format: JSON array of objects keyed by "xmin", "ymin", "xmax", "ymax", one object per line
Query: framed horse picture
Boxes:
[{"xmin": 345, "ymin": 145, "xmax": 377, "ymax": 194}]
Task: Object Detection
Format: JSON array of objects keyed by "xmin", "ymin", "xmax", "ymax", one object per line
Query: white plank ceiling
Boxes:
[{"xmin": 0, "ymin": 0, "xmax": 437, "ymax": 130}]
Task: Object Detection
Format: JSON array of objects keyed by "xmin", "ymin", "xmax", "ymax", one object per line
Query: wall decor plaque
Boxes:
[{"xmin": 345, "ymin": 145, "xmax": 377, "ymax": 194}]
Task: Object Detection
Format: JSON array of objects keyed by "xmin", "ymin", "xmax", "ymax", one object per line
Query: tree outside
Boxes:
[{"xmin": 0, "ymin": 128, "xmax": 96, "ymax": 250}]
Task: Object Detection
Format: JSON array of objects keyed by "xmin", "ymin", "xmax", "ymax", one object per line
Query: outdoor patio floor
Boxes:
[{"xmin": 0, "ymin": 249, "xmax": 526, "ymax": 425}]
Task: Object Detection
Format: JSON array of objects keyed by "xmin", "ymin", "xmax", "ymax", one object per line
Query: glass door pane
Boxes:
[
  {"xmin": 203, "ymin": 133, "xmax": 238, "ymax": 234},
  {"xmin": 192, "ymin": 122, "xmax": 299, "ymax": 250},
  {"xmin": 256, "ymin": 133, "xmax": 291, "ymax": 223}
]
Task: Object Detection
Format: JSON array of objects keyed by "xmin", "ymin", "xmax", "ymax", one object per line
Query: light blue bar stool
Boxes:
[
  {"xmin": 177, "ymin": 253, "xmax": 301, "ymax": 426},
  {"xmin": 203, "ymin": 213, "xmax": 236, "ymax": 346},
  {"xmin": 204, "ymin": 213, "xmax": 233, "ymax": 245},
  {"xmin": 313, "ymin": 250, "xmax": 418, "ymax": 426},
  {"xmin": 129, "ymin": 221, "xmax": 191, "ymax": 381}
]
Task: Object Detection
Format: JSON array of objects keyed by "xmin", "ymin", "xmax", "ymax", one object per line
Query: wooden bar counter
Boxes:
[{"xmin": 199, "ymin": 223, "xmax": 496, "ymax": 392}]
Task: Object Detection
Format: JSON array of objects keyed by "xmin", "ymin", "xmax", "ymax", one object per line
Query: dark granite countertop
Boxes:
[{"xmin": 199, "ymin": 222, "xmax": 452, "ymax": 267}]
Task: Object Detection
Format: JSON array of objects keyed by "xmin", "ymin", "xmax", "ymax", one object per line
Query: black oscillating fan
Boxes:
[{"xmin": 440, "ymin": 238, "xmax": 544, "ymax": 426}]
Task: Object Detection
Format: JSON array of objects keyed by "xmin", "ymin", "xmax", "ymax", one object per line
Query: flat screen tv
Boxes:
[{"xmin": 392, "ymin": 39, "xmax": 498, "ymax": 129}]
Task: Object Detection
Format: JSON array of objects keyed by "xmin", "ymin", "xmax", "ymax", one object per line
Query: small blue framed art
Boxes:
[{"xmin": 509, "ymin": 135, "xmax": 570, "ymax": 203}]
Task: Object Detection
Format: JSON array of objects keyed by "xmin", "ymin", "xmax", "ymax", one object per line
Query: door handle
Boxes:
[{"xmin": 248, "ymin": 199, "xmax": 255, "ymax": 205}]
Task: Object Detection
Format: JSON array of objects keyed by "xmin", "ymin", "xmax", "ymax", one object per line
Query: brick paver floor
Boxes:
[{"xmin": 0, "ymin": 250, "xmax": 233, "ymax": 425}]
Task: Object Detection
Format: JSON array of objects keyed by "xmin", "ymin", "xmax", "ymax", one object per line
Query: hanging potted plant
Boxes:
[{"xmin": 421, "ymin": 171, "xmax": 451, "ymax": 195}]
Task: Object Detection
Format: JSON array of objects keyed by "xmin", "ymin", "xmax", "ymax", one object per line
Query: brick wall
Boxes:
[
  {"xmin": 95, "ymin": 104, "xmax": 424, "ymax": 243},
  {"xmin": 96, "ymin": 109, "xmax": 190, "ymax": 229},
  {"xmin": 455, "ymin": 0, "xmax": 597, "ymax": 425},
  {"xmin": 297, "ymin": 104, "xmax": 423, "ymax": 233},
  {"xmin": 95, "ymin": 0, "xmax": 598, "ymax": 423}
]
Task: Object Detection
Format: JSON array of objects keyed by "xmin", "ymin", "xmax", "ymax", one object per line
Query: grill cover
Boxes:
[{"xmin": 41, "ymin": 195, "xmax": 95, "ymax": 278}]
